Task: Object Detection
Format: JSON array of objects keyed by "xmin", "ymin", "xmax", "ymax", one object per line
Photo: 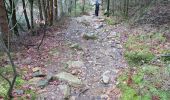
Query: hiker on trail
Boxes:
[{"xmin": 95, "ymin": 0, "xmax": 100, "ymax": 16}]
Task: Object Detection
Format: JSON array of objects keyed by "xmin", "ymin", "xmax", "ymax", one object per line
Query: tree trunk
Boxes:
[
  {"xmin": 38, "ymin": 0, "xmax": 43, "ymax": 21},
  {"xmin": 107, "ymin": 0, "xmax": 110, "ymax": 17},
  {"xmin": 111, "ymin": 0, "xmax": 115, "ymax": 15},
  {"xmin": 82, "ymin": 0, "xmax": 85, "ymax": 13},
  {"xmin": 42, "ymin": 0, "xmax": 47, "ymax": 25},
  {"xmin": 29, "ymin": 0, "xmax": 34, "ymax": 35},
  {"xmin": 49, "ymin": 0, "xmax": 53, "ymax": 25},
  {"xmin": 54, "ymin": 0, "xmax": 58, "ymax": 21},
  {"xmin": 74, "ymin": 0, "xmax": 77, "ymax": 16},
  {"xmin": 9, "ymin": 0, "xmax": 19, "ymax": 36},
  {"xmin": 0, "ymin": 0, "xmax": 9, "ymax": 42},
  {"xmin": 22, "ymin": 0, "xmax": 31, "ymax": 30}
]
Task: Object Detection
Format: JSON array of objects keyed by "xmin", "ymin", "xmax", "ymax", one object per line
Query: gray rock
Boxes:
[
  {"xmin": 82, "ymin": 33, "xmax": 97, "ymax": 40},
  {"xmin": 22, "ymin": 57, "xmax": 32, "ymax": 64},
  {"xmin": 101, "ymin": 94, "xmax": 109, "ymax": 99},
  {"xmin": 102, "ymin": 71, "xmax": 111, "ymax": 84},
  {"xmin": 28, "ymin": 77, "xmax": 42, "ymax": 86},
  {"xmin": 58, "ymin": 85, "xmax": 71, "ymax": 99},
  {"xmin": 14, "ymin": 89, "xmax": 24, "ymax": 95},
  {"xmin": 53, "ymin": 72, "xmax": 83, "ymax": 87},
  {"xmin": 67, "ymin": 61, "xmax": 84, "ymax": 69},
  {"xmin": 32, "ymin": 70, "xmax": 46, "ymax": 77},
  {"xmin": 37, "ymin": 79, "xmax": 49, "ymax": 88},
  {"xmin": 70, "ymin": 43, "xmax": 83, "ymax": 50},
  {"xmin": 95, "ymin": 24, "xmax": 104, "ymax": 29},
  {"xmin": 49, "ymin": 48, "xmax": 59, "ymax": 56}
]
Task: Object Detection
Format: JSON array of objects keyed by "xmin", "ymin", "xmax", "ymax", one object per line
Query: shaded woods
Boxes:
[{"xmin": 0, "ymin": 0, "xmax": 169, "ymax": 100}]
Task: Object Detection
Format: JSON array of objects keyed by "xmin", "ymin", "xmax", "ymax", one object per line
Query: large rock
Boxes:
[
  {"xmin": 58, "ymin": 85, "xmax": 71, "ymax": 99},
  {"xmin": 53, "ymin": 72, "xmax": 83, "ymax": 87},
  {"xmin": 70, "ymin": 43, "xmax": 83, "ymax": 50},
  {"xmin": 28, "ymin": 77, "xmax": 42, "ymax": 86},
  {"xmin": 22, "ymin": 57, "xmax": 32, "ymax": 64},
  {"xmin": 13, "ymin": 89, "xmax": 24, "ymax": 95},
  {"xmin": 95, "ymin": 24, "xmax": 104, "ymax": 29},
  {"xmin": 67, "ymin": 61, "xmax": 84, "ymax": 69},
  {"xmin": 49, "ymin": 48, "xmax": 59, "ymax": 56},
  {"xmin": 102, "ymin": 71, "xmax": 111, "ymax": 84},
  {"xmin": 37, "ymin": 79, "xmax": 49, "ymax": 88},
  {"xmin": 82, "ymin": 33, "xmax": 97, "ymax": 40},
  {"xmin": 32, "ymin": 71, "xmax": 46, "ymax": 77}
]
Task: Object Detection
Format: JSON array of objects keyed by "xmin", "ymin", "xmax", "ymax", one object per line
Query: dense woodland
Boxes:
[{"xmin": 0, "ymin": 0, "xmax": 170, "ymax": 100}]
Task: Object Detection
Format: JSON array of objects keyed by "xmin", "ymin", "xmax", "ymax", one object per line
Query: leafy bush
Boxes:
[
  {"xmin": 105, "ymin": 17, "xmax": 119, "ymax": 25},
  {"xmin": 0, "ymin": 79, "xmax": 9, "ymax": 98},
  {"xmin": 118, "ymin": 65, "xmax": 170, "ymax": 100},
  {"xmin": 118, "ymin": 32, "xmax": 169, "ymax": 100},
  {"xmin": 125, "ymin": 49, "xmax": 154, "ymax": 65},
  {"xmin": 15, "ymin": 76, "xmax": 25, "ymax": 87},
  {"xmin": 161, "ymin": 50, "xmax": 170, "ymax": 62}
]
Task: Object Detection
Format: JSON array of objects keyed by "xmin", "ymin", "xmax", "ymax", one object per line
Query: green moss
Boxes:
[
  {"xmin": 105, "ymin": 17, "xmax": 119, "ymax": 25},
  {"xmin": 125, "ymin": 49, "xmax": 154, "ymax": 66},
  {"xmin": 15, "ymin": 76, "xmax": 25, "ymax": 87},
  {"xmin": 0, "ymin": 65, "xmax": 13, "ymax": 74},
  {"xmin": 0, "ymin": 80, "xmax": 9, "ymax": 98},
  {"xmin": 119, "ymin": 32, "xmax": 169, "ymax": 100},
  {"xmin": 49, "ymin": 48, "xmax": 59, "ymax": 56}
]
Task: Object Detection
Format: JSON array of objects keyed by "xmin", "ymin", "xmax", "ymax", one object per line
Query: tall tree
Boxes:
[
  {"xmin": 22, "ymin": 0, "xmax": 31, "ymax": 30},
  {"xmin": 0, "ymin": 0, "xmax": 9, "ymax": 42},
  {"xmin": 74, "ymin": 0, "xmax": 77, "ymax": 16},
  {"xmin": 29, "ymin": 0, "xmax": 34, "ymax": 35},
  {"xmin": 54, "ymin": 0, "xmax": 58, "ymax": 21},
  {"xmin": 49, "ymin": 0, "xmax": 53, "ymax": 25},
  {"xmin": 38, "ymin": 0, "xmax": 43, "ymax": 21},
  {"xmin": 81, "ymin": 0, "xmax": 85, "ymax": 13},
  {"xmin": 42, "ymin": 0, "xmax": 47, "ymax": 25},
  {"xmin": 9, "ymin": 0, "xmax": 19, "ymax": 36},
  {"xmin": 107, "ymin": 0, "xmax": 110, "ymax": 17}
]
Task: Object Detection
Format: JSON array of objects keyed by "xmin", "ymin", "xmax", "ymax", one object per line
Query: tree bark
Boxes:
[
  {"xmin": 22, "ymin": 0, "xmax": 31, "ymax": 30},
  {"xmin": 42, "ymin": 0, "xmax": 47, "ymax": 25},
  {"xmin": 54, "ymin": 0, "xmax": 58, "ymax": 21},
  {"xmin": 0, "ymin": 0, "xmax": 9, "ymax": 42},
  {"xmin": 82, "ymin": 0, "xmax": 85, "ymax": 13},
  {"xmin": 9, "ymin": 0, "xmax": 19, "ymax": 36},
  {"xmin": 29, "ymin": 0, "xmax": 34, "ymax": 35},
  {"xmin": 38, "ymin": 0, "xmax": 43, "ymax": 21},
  {"xmin": 107, "ymin": 0, "xmax": 110, "ymax": 17},
  {"xmin": 49, "ymin": 0, "xmax": 53, "ymax": 25}
]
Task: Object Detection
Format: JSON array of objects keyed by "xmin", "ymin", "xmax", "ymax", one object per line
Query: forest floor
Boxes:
[
  {"xmin": 1, "ymin": 5, "xmax": 170, "ymax": 99},
  {"xmin": 12, "ymin": 11, "xmax": 129, "ymax": 100}
]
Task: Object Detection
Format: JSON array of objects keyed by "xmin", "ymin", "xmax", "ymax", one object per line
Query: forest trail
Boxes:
[{"xmin": 33, "ymin": 12, "xmax": 127, "ymax": 100}]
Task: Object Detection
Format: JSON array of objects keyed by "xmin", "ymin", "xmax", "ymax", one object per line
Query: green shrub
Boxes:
[
  {"xmin": 125, "ymin": 49, "xmax": 154, "ymax": 65},
  {"xmin": 161, "ymin": 50, "xmax": 170, "ymax": 62},
  {"xmin": 0, "ymin": 79, "xmax": 9, "ymax": 98},
  {"xmin": 15, "ymin": 76, "xmax": 25, "ymax": 87}
]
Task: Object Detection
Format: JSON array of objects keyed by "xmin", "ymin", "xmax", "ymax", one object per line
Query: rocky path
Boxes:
[{"xmin": 36, "ymin": 12, "xmax": 127, "ymax": 100}]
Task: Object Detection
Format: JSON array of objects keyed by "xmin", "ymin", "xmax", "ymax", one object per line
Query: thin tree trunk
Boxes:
[
  {"xmin": 38, "ymin": 0, "xmax": 43, "ymax": 21},
  {"xmin": 49, "ymin": 0, "xmax": 53, "ymax": 25},
  {"xmin": 74, "ymin": 0, "xmax": 77, "ymax": 16},
  {"xmin": 22, "ymin": 0, "xmax": 31, "ymax": 30},
  {"xmin": 107, "ymin": 0, "xmax": 110, "ymax": 17},
  {"xmin": 111, "ymin": 0, "xmax": 115, "ymax": 15},
  {"xmin": 54, "ymin": 0, "xmax": 58, "ymax": 21},
  {"xmin": 29, "ymin": 0, "xmax": 34, "ymax": 35},
  {"xmin": 9, "ymin": 0, "xmax": 19, "ymax": 36},
  {"xmin": 42, "ymin": 0, "xmax": 47, "ymax": 25},
  {"xmin": 82, "ymin": 0, "xmax": 85, "ymax": 13}
]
